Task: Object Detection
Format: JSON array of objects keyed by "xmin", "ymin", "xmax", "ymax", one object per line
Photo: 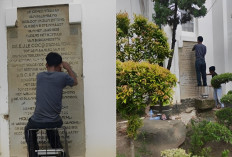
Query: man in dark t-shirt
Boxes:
[
  {"xmin": 24, "ymin": 52, "xmax": 77, "ymax": 157},
  {"xmin": 192, "ymin": 36, "xmax": 207, "ymax": 86}
]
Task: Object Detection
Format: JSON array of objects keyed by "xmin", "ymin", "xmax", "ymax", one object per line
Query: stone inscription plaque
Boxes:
[
  {"xmin": 179, "ymin": 41, "xmax": 198, "ymax": 99},
  {"xmin": 7, "ymin": 5, "xmax": 85, "ymax": 157}
]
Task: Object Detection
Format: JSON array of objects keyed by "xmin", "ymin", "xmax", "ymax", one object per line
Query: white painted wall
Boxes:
[
  {"xmin": 116, "ymin": 0, "xmax": 154, "ymax": 21},
  {"xmin": 212, "ymin": 0, "xmax": 225, "ymax": 74},
  {"xmin": 198, "ymin": 0, "xmax": 214, "ymax": 86},
  {"xmin": 210, "ymin": 0, "xmax": 232, "ymax": 93},
  {"xmin": 0, "ymin": 0, "xmax": 116, "ymax": 156},
  {"xmin": 226, "ymin": 0, "xmax": 232, "ymax": 74},
  {"xmin": 0, "ymin": 0, "xmax": 11, "ymax": 156},
  {"xmin": 81, "ymin": 0, "xmax": 116, "ymax": 157},
  {"xmin": 117, "ymin": 0, "xmax": 232, "ymax": 101},
  {"xmin": 224, "ymin": 0, "xmax": 232, "ymax": 93}
]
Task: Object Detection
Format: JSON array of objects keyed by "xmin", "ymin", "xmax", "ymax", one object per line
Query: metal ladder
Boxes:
[
  {"xmin": 35, "ymin": 149, "xmax": 64, "ymax": 157},
  {"xmin": 28, "ymin": 127, "xmax": 68, "ymax": 157},
  {"xmin": 198, "ymin": 86, "xmax": 210, "ymax": 99}
]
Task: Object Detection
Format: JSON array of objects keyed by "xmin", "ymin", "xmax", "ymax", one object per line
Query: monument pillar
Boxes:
[
  {"xmin": 1, "ymin": 1, "xmax": 116, "ymax": 157},
  {"xmin": 179, "ymin": 41, "xmax": 213, "ymax": 100},
  {"xmin": 7, "ymin": 5, "xmax": 85, "ymax": 157}
]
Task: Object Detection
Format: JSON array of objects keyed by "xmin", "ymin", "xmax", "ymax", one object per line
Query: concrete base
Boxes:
[{"xmin": 195, "ymin": 98, "xmax": 215, "ymax": 110}]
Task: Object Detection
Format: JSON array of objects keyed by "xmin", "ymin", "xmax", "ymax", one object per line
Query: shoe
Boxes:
[
  {"xmin": 220, "ymin": 103, "xmax": 225, "ymax": 108},
  {"xmin": 212, "ymin": 108, "xmax": 219, "ymax": 111}
]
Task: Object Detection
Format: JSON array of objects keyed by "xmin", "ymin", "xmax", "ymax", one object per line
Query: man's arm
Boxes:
[
  {"xmin": 62, "ymin": 61, "xmax": 78, "ymax": 86},
  {"xmin": 192, "ymin": 45, "xmax": 195, "ymax": 51}
]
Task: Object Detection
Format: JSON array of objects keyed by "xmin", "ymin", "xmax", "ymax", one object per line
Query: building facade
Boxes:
[
  {"xmin": 0, "ymin": 0, "xmax": 116, "ymax": 157},
  {"xmin": 117, "ymin": 0, "xmax": 232, "ymax": 102}
]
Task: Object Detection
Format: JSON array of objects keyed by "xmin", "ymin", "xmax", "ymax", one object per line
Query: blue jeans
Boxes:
[
  {"xmin": 195, "ymin": 59, "xmax": 207, "ymax": 86},
  {"xmin": 214, "ymin": 87, "xmax": 224, "ymax": 108},
  {"xmin": 24, "ymin": 118, "xmax": 63, "ymax": 157}
]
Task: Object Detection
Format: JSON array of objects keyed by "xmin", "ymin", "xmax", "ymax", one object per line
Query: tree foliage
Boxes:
[
  {"xmin": 116, "ymin": 12, "xmax": 171, "ymax": 64},
  {"xmin": 116, "ymin": 61, "xmax": 177, "ymax": 116},
  {"xmin": 216, "ymin": 108, "xmax": 232, "ymax": 128},
  {"xmin": 211, "ymin": 73, "xmax": 232, "ymax": 105},
  {"xmin": 211, "ymin": 73, "xmax": 232, "ymax": 89},
  {"xmin": 116, "ymin": 12, "xmax": 175, "ymax": 142},
  {"xmin": 152, "ymin": 0, "xmax": 207, "ymax": 69},
  {"xmin": 116, "ymin": 60, "xmax": 177, "ymax": 138},
  {"xmin": 161, "ymin": 148, "xmax": 195, "ymax": 157},
  {"xmin": 190, "ymin": 121, "xmax": 232, "ymax": 156},
  {"xmin": 153, "ymin": 0, "xmax": 207, "ymax": 27}
]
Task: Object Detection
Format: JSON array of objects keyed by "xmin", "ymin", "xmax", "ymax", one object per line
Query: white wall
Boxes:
[
  {"xmin": 0, "ymin": 0, "xmax": 116, "ymax": 156},
  {"xmin": 198, "ymin": 0, "xmax": 214, "ymax": 68},
  {"xmin": 116, "ymin": 0, "xmax": 182, "ymax": 103},
  {"xmin": 226, "ymin": 0, "xmax": 232, "ymax": 72},
  {"xmin": 212, "ymin": 0, "xmax": 225, "ymax": 74},
  {"xmin": 198, "ymin": 0, "xmax": 214, "ymax": 86},
  {"xmin": 0, "ymin": 0, "xmax": 11, "ymax": 157},
  {"xmin": 81, "ymin": 0, "xmax": 116, "ymax": 157},
  {"xmin": 224, "ymin": 0, "xmax": 232, "ymax": 93},
  {"xmin": 116, "ymin": 0, "xmax": 154, "ymax": 21},
  {"xmin": 116, "ymin": 0, "xmax": 232, "ymax": 102},
  {"xmin": 226, "ymin": 0, "xmax": 232, "ymax": 73},
  {"xmin": 210, "ymin": 0, "xmax": 232, "ymax": 93}
]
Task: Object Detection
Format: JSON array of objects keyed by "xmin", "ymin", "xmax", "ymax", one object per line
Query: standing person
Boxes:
[
  {"xmin": 192, "ymin": 36, "xmax": 207, "ymax": 86},
  {"xmin": 208, "ymin": 66, "xmax": 224, "ymax": 109},
  {"xmin": 24, "ymin": 52, "xmax": 77, "ymax": 157}
]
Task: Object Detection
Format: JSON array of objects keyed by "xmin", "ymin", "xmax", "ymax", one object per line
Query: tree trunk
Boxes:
[
  {"xmin": 130, "ymin": 139, "xmax": 135, "ymax": 157},
  {"xmin": 159, "ymin": 103, "xmax": 163, "ymax": 113},
  {"xmin": 167, "ymin": 1, "xmax": 178, "ymax": 70}
]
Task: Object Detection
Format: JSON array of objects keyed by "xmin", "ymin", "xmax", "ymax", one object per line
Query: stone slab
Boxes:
[
  {"xmin": 179, "ymin": 41, "xmax": 198, "ymax": 99},
  {"xmin": 195, "ymin": 98, "xmax": 215, "ymax": 110},
  {"xmin": 7, "ymin": 5, "xmax": 85, "ymax": 157},
  {"xmin": 136, "ymin": 119, "xmax": 186, "ymax": 157}
]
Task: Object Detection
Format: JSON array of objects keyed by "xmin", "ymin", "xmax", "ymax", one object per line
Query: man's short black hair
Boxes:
[
  {"xmin": 209, "ymin": 66, "xmax": 215, "ymax": 72},
  {"xmin": 198, "ymin": 36, "xmax": 203, "ymax": 42},
  {"xmin": 46, "ymin": 52, "xmax": 62, "ymax": 67}
]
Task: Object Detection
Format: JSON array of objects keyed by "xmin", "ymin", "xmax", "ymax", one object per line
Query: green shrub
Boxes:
[
  {"xmin": 116, "ymin": 12, "xmax": 171, "ymax": 64},
  {"xmin": 211, "ymin": 73, "xmax": 232, "ymax": 105},
  {"xmin": 222, "ymin": 149, "xmax": 230, "ymax": 157},
  {"xmin": 199, "ymin": 147, "xmax": 211, "ymax": 157},
  {"xmin": 221, "ymin": 93, "xmax": 232, "ymax": 105},
  {"xmin": 227, "ymin": 90, "xmax": 232, "ymax": 95},
  {"xmin": 161, "ymin": 148, "xmax": 192, "ymax": 157},
  {"xmin": 126, "ymin": 115, "xmax": 143, "ymax": 139},
  {"xmin": 117, "ymin": 61, "xmax": 177, "ymax": 116},
  {"xmin": 190, "ymin": 121, "xmax": 206, "ymax": 155},
  {"xmin": 216, "ymin": 108, "xmax": 232, "ymax": 127},
  {"xmin": 190, "ymin": 121, "xmax": 232, "ymax": 156},
  {"xmin": 116, "ymin": 60, "xmax": 176, "ymax": 138},
  {"xmin": 211, "ymin": 73, "xmax": 232, "ymax": 89}
]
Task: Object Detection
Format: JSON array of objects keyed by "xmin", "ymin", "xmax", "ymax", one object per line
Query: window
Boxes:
[
  {"xmin": 182, "ymin": 20, "xmax": 194, "ymax": 32},
  {"xmin": 180, "ymin": 10, "xmax": 194, "ymax": 32}
]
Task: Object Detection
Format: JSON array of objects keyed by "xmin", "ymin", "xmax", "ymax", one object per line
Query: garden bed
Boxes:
[{"xmin": 117, "ymin": 103, "xmax": 232, "ymax": 157}]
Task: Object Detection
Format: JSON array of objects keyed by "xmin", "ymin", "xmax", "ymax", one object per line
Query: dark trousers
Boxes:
[
  {"xmin": 24, "ymin": 118, "xmax": 63, "ymax": 157},
  {"xmin": 195, "ymin": 59, "xmax": 207, "ymax": 86}
]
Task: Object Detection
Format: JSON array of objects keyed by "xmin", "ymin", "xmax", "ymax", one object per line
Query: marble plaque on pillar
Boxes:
[
  {"xmin": 179, "ymin": 41, "xmax": 199, "ymax": 99},
  {"xmin": 7, "ymin": 5, "xmax": 85, "ymax": 157}
]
